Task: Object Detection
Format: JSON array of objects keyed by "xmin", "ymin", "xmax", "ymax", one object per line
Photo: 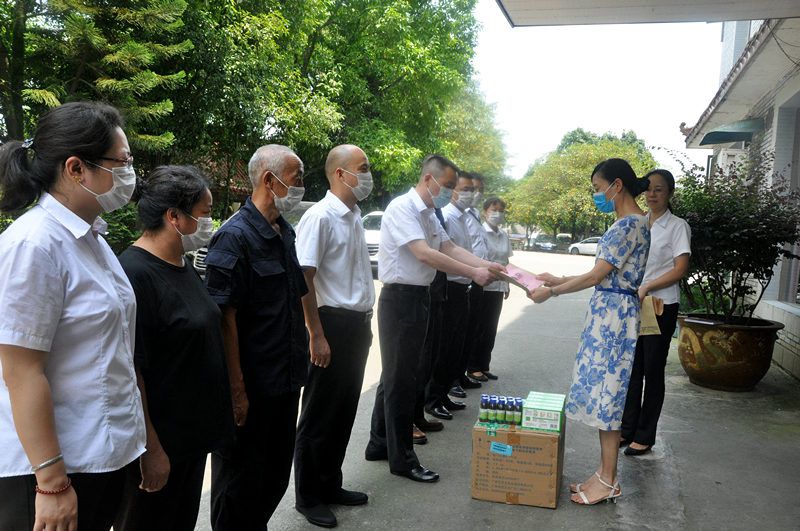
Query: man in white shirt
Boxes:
[
  {"xmin": 424, "ymin": 173, "xmax": 480, "ymax": 420},
  {"xmin": 365, "ymin": 155, "xmax": 501, "ymax": 483},
  {"xmin": 293, "ymin": 145, "xmax": 375, "ymax": 528}
]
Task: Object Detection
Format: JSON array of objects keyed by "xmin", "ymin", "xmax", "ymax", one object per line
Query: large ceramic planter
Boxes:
[{"xmin": 676, "ymin": 314, "xmax": 784, "ymax": 391}]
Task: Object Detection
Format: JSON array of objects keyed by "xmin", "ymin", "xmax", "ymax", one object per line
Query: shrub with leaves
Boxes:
[{"xmin": 673, "ymin": 155, "xmax": 800, "ymax": 322}]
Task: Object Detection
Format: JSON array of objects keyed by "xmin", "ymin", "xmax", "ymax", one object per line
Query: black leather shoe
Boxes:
[
  {"xmin": 296, "ymin": 504, "xmax": 337, "ymax": 528},
  {"xmin": 624, "ymin": 444, "xmax": 652, "ymax": 456},
  {"xmin": 460, "ymin": 375, "xmax": 482, "ymax": 389},
  {"xmin": 322, "ymin": 488, "xmax": 368, "ymax": 506},
  {"xmin": 425, "ymin": 404, "xmax": 453, "ymax": 420},
  {"xmin": 448, "ymin": 385, "xmax": 467, "ymax": 398},
  {"xmin": 391, "ymin": 465, "xmax": 440, "ymax": 483},
  {"xmin": 484, "ymin": 371, "xmax": 499, "ymax": 381},
  {"xmin": 415, "ymin": 417, "xmax": 444, "ymax": 432},
  {"xmin": 443, "ymin": 397, "xmax": 466, "ymax": 411}
]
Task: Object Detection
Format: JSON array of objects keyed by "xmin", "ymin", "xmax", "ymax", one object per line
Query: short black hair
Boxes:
[
  {"xmin": 483, "ymin": 197, "xmax": 506, "ymax": 210},
  {"xmin": 421, "ymin": 154, "xmax": 460, "ymax": 179},
  {"xmin": 134, "ymin": 165, "xmax": 210, "ymax": 232}
]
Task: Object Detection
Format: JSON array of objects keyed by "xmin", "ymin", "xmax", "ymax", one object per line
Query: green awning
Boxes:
[{"xmin": 699, "ymin": 118, "xmax": 764, "ymax": 146}]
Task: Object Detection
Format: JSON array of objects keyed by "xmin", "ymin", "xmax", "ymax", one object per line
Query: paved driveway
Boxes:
[{"xmin": 194, "ymin": 251, "xmax": 800, "ymax": 530}]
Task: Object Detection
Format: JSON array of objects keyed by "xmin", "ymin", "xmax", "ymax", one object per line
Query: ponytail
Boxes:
[{"xmin": 0, "ymin": 141, "xmax": 43, "ymax": 212}]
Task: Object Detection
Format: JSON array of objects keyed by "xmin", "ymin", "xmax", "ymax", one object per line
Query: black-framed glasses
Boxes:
[{"xmin": 97, "ymin": 155, "xmax": 134, "ymax": 166}]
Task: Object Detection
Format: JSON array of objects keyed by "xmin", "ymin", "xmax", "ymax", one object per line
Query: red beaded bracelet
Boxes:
[{"xmin": 35, "ymin": 477, "xmax": 72, "ymax": 495}]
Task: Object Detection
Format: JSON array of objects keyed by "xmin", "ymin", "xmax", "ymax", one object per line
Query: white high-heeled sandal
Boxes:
[{"xmin": 571, "ymin": 472, "xmax": 621, "ymax": 505}]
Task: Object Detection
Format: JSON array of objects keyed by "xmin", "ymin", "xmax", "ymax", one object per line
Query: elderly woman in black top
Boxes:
[{"xmin": 116, "ymin": 166, "xmax": 234, "ymax": 530}]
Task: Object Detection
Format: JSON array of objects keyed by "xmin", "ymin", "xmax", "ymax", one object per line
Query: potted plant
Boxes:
[{"xmin": 671, "ymin": 155, "xmax": 800, "ymax": 391}]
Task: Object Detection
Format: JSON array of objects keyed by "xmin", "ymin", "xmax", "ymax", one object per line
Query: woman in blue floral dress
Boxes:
[{"xmin": 531, "ymin": 158, "xmax": 650, "ymax": 506}]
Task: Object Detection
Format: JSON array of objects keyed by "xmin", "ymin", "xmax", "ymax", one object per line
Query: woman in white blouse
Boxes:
[
  {"xmin": 467, "ymin": 197, "xmax": 513, "ymax": 381},
  {"xmin": 0, "ymin": 102, "xmax": 146, "ymax": 530},
  {"xmin": 621, "ymin": 169, "xmax": 691, "ymax": 456}
]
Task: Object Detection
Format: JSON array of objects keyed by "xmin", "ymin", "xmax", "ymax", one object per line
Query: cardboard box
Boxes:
[
  {"xmin": 523, "ymin": 392, "xmax": 566, "ymax": 433},
  {"xmin": 471, "ymin": 422, "xmax": 565, "ymax": 509}
]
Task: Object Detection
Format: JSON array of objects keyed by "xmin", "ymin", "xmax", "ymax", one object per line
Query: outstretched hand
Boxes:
[
  {"xmin": 536, "ymin": 272, "xmax": 560, "ymax": 286},
  {"xmin": 528, "ymin": 286, "xmax": 551, "ymax": 304}
]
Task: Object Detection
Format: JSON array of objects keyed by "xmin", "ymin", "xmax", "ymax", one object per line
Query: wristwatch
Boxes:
[{"xmin": 549, "ymin": 287, "xmax": 558, "ymax": 297}]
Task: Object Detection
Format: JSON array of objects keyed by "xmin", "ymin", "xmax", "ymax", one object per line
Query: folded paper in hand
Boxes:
[
  {"xmin": 639, "ymin": 295, "xmax": 664, "ymax": 336},
  {"xmin": 492, "ymin": 264, "xmax": 545, "ymax": 294}
]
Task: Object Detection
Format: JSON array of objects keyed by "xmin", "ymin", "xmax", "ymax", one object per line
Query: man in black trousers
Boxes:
[
  {"xmin": 205, "ymin": 144, "xmax": 309, "ymax": 530},
  {"xmin": 293, "ymin": 144, "xmax": 376, "ymax": 528},
  {"xmin": 365, "ymin": 155, "xmax": 500, "ymax": 483}
]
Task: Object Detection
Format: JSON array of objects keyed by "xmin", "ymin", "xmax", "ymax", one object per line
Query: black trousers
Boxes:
[
  {"xmin": 426, "ymin": 282, "xmax": 470, "ymax": 408},
  {"xmin": 621, "ymin": 303, "xmax": 680, "ymax": 446},
  {"xmin": 210, "ymin": 389, "xmax": 300, "ymax": 530},
  {"xmin": 467, "ymin": 291, "xmax": 505, "ymax": 373},
  {"xmin": 115, "ymin": 454, "xmax": 206, "ymax": 530},
  {"xmin": 294, "ymin": 307, "xmax": 372, "ymax": 508},
  {"xmin": 0, "ymin": 467, "xmax": 127, "ymax": 531},
  {"xmin": 367, "ymin": 286, "xmax": 430, "ymax": 473},
  {"xmin": 460, "ymin": 283, "xmax": 484, "ymax": 376},
  {"xmin": 415, "ymin": 297, "xmax": 444, "ymax": 421}
]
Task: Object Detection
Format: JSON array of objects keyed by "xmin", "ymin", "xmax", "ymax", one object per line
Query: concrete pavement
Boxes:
[{"xmin": 194, "ymin": 251, "xmax": 800, "ymax": 530}]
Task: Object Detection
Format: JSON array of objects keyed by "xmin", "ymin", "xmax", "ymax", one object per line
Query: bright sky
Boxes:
[{"xmin": 473, "ymin": 0, "xmax": 724, "ymax": 179}]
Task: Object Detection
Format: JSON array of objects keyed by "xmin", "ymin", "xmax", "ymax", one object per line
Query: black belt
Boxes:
[
  {"xmin": 446, "ymin": 280, "xmax": 471, "ymax": 293},
  {"xmin": 318, "ymin": 306, "xmax": 373, "ymax": 322},
  {"xmin": 382, "ymin": 283, "xmax": 429, "ymax": 294}
]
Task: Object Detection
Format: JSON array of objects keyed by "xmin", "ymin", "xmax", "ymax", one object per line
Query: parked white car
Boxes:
[
  {"xmin": 362, "ymin": 210, "xmax": 383, "ymax": 277},
  {"xmin": 568, "ymin": 236, "xmax": 601, "ymax": 256}
]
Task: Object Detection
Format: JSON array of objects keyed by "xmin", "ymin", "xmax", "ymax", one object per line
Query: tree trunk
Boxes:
[{"xmin": 5, "ymin": 0, "xmax": 30, "ymax": 140}]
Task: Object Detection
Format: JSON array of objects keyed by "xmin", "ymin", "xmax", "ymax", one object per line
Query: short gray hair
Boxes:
[{"xmin": 247, "ymin": 144, "xmax": 299, "ymax": 188}]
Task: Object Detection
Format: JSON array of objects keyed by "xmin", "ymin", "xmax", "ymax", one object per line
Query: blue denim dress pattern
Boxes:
[{"xmin": 566, "ymin": 215, "xmax": 650, "ymax": 430}]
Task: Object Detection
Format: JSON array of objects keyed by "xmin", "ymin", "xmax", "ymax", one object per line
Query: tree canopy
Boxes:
[
  {"xmin": 506, "ymin": 129, "xmax": 657, "ymax": 240},
  {"xmin": 0, "ymin": 0, "xmax": 508, "ymax": 217}
]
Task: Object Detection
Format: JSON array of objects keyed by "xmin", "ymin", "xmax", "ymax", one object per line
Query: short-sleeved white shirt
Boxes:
[
  {"xmin": 464, "ymin": 208, "xmax": 489, "ymax": 259},
  {"xmin": 642, "ymin": 210, "xmax": 692, "ymax": 305},
  {"xmin": 295, "ymin": 191, "xmax": 375, "ymax": 312},
  {"xmin": 0, "ymin": 193, "xmax": 146, "ymax": 477},
  {"xmin": 482, "ymin": 222, "xmax": 514, "ymax": 292},
  {"xmin": 441, "ymin": 202, "xmax": 473, "ymax": 285},
  {"xmin": 378, "ymin": 188, "xmax": 450, "ymax": 286}
]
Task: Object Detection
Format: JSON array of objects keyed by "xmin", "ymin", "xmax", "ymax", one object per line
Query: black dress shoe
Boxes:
[
  {"xmin": 391, "ymin": 465, "xmax": 440, "ymax": 483},
  {"xmin": 425, "ymin": 404, "xmax": 453, "ymax": 420},
  {"xmin": 322, "ymin": 488, "xmax": 368, "ymax": 506},
  {"xmin": 483, "ymin": 371, "xmax": 499, "ymax": 381},
  {"xmin": 448, "ymin": 385, "xmax": 467, "ymax": 398},
  {"xmin": 460, "ymin": 375, "xmax": 482, "ymax": 389},
  {"xmin": 415, "ymin": 417, "xmax": 444, "ymax": 432},
  {"xmin": 624, "ymin": 444, "xmax": 652, "ymax": 456},
  {"xmin": 296, "ymin": 504, "xmax": 337, "ymax": 528},
  {"xmin": 443, "ymin": 397, "xmax": 466, "ymax": 411}
]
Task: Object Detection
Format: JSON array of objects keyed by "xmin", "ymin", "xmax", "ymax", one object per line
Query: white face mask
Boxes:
[
  {"xmin": 472, "ymin": 191, "xmax": 484, "ymax": 208},
  {"xmin": 342, "ymin": 169, "xmax": 373, "ymax": 201},
  {"xmin": 455, "ymin": 190, "xmax": 474, "ymax": 210},
  {"xmin": 487, "ymin": 211, "xmax": 504, "ymax": 226},
  {"xmin": 82, "ymin": 162, "xmax": 136, "ymax": 213},
  {"xmin": 272, "ymin": 175, "xmax": 305, "ymax": 214},
  {"xmin": 175, "ymin": 214, "xmax": 214, "ymax": 252}
]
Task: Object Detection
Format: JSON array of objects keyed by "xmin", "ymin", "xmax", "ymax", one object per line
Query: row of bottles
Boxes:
[{"xmin": 478, "ymin": 394, "xmax": 523, "ymax": 425}]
